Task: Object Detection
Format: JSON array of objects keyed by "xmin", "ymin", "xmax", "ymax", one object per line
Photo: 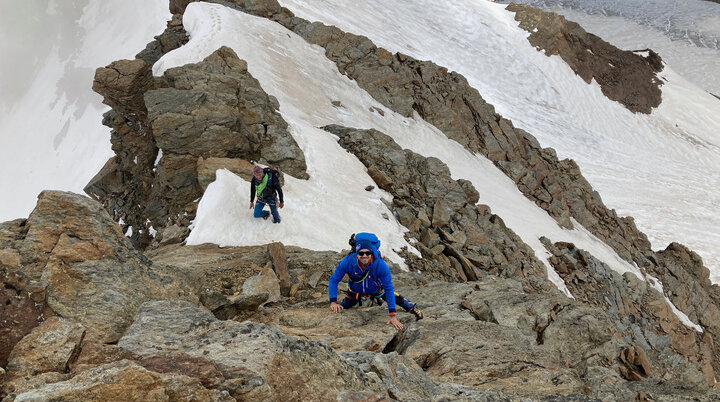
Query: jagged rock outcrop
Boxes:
[
  {"xmin": 89, "ymin": 24, "xmax": 307, "ymax": 248},
  {"xmin": 324, "ymin": 124, "xmax": 555, "ymax": 293},
  {"xmin": 0, "ymin": 191, "xmax": 196, "ymax": 369},
  {"xmin": 507, "ymin": 4, "xmax": 663, "ymax": 114},
  {"xmin": 541, "ymin": 238, "xmax": 714, "ymax": 387},
  {"xmin": 136, "ymin": 14, "xmax": 189, "ymax": 65},
  {"xmin": 650, "ymin": 242, "xmax": 720, "ymax": 384}
]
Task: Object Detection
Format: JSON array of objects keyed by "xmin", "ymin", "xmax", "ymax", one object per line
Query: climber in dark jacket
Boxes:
[
  {"xmin": 249, "ymin": 165, "xmax": 284, "ymax": 224},
  {"xmin": 328, "ymin": 234, "xmax": 423, "ymax": 329}
]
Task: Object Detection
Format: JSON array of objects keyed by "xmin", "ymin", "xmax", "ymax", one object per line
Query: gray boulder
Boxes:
[{"xmin": 118, "ymin": 300, "xmax": 378, "ymax": 400}]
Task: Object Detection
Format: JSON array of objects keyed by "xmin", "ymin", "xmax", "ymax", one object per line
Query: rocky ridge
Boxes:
[
  {"xmin": 188, "ymin": 0, "xmax": 666, "ymax": 279},
  {"xmin": 507, "ymin": 4, "xmax": 663, "ymax": 114},
  {"xmin": 324, "ymin": 124, "xmax": 554, "ymax": 294}
]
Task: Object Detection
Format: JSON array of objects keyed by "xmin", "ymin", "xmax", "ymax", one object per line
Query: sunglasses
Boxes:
[{"xmin": 357, "ymin": 251, "xmax": 372, "ymax": 256}]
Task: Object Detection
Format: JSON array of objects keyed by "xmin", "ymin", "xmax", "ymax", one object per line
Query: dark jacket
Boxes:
[{"xmin": 250, "ymin": 168, "xmax": 283, "ymax": 203}]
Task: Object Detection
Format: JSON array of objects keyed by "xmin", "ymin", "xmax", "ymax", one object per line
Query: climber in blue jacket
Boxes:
[{"xmin": 328, "ymin": 233, "xmax": 423, "ymax": 330}]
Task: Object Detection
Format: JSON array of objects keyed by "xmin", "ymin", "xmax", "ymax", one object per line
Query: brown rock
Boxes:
[
  {"xmin": 22, "ymin": 191, "xmax": 195, "ymax": 343},
  {"xmin": 0, "ymin": 248, "xmax": 20, "ymax": 269},
  {"xmin": 367, "ymin": 165, "xmax": 393, "ymax": 191},
  {"xmin": 700, "ymin": 332, "xmax": 716, "ymax": 386},
  {"xmin": 445, "ymin": 246, "xmax": 478, "ymax": 281},
  {"xmin": 10, "ymin": 360, "xmax": 233, "ymax": 401},
  {"xmin": 138, "ymin": 354, "xmax": 225, "ymax": 389},
  {"xmin": 243, "ymin": 266, "xmax": 281, "ymax": 304},
  {"xmin": 507, "ymin": 4, "xmax": 662, "ymax": 114},
  {"xmin": 70, "ymin": 343, "xmax": 133, "ymax": 375},
  {"xmin": 0, "ymin": 270, "xmax": 46, "ymax": 368},
  {"xmin": 431, "ymin": 199, "xmax": 452, "ymax": 227},
  {"xmin": 268, "ymin": 242, "xmax": 291, "ymax": 296},
  {"xmin": 169, "ymin": 0, "xmax": 197, "ymax": 14},
  {"xmin": 93, "ymin": 58, "xmax": 157, "ymax": 117},
  {"xmin": 197, "ymin": 157, "xmax": 255, "ymax": 191},
  {"xmin": 2, "ymin": 371, "xmax": 68, "ymax": 399},
  {"xmin": 618, "ymin": 346, "xmax": 651, "ymax": 381},
  {"xmin": 6, "ymin": 317, "xmax": 85, "ymax": 377},
  {"xmin": 289, "ymin": 283, "xmax": 300, "ymax": 298}
]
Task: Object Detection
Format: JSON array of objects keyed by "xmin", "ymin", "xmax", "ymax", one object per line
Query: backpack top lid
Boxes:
[{"xmin": 351, "ymin": 232, "xmax": 381, "ymax": 252}]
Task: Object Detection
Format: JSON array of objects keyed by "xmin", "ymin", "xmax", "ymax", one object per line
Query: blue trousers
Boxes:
[
  {"xmin": 340, "ymin": 290, "xmax": 416, "ymax": 312},
  {"xmin": 253, "ymin": 196, "xmax": 281, "ymax": 223}
]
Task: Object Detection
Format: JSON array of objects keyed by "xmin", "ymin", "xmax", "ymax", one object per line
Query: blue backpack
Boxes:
[{"xmin": 348, "ymin": 232, "xmax": 381, "ymax": 255}]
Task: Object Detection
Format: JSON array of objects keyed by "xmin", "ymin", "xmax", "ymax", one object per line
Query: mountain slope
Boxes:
[{"xmin": 3, "ymin": 0, "xmax": 720, "ymax": 400}]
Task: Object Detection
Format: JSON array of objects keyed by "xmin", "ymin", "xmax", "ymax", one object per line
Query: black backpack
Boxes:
[{"xmin": 259, "ymin": 167, "xmax": 281, "ymax": 198}]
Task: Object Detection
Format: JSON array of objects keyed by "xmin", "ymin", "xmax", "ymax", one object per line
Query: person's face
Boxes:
[
  {"xmin": 253, "ymin": 171, "xmax": 263, "ymax": 180},
  {"xmin": 357, "ymin": 248, "xmax": 372, "ymax": 264}
]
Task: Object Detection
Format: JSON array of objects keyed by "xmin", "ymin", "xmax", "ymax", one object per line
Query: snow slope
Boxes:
[
  {"xmin": 0, "ymin": 0, "xmax": 170, "ymax": 221},
  {"xmin": 276, "ymin": 0, "xmax": 720, "ymax": 282}
]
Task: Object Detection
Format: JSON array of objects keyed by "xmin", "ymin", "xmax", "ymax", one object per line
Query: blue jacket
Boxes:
[{"xmin": 328, "ymin": 247, "xmax": 396, "ymax": 314}]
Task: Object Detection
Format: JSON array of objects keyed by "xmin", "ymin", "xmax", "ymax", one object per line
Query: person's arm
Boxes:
[
  {"xmin": 377, "ymin": 264, "xmax": 403, "ymax": 329},
  {"xmin": 376, "ymin": 261, "xmax": 396, "ymax": 315},
  {"xmin": 328, "ymin": 257, "xmax": 348, "ymax": 312}
]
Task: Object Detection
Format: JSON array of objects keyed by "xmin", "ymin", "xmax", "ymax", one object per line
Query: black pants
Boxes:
[{"xmin": 340, "ymin": 290, "xmax": 416, "ymax": 312}]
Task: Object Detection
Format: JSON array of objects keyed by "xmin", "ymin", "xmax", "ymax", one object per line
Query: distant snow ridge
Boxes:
[
  {"xmin": 505, "ymin": 0, "xmax": 720, "ymax": 50},
  {"xmin": 500, "ymin": 0, "xmax": 720, "ymax": 96}
]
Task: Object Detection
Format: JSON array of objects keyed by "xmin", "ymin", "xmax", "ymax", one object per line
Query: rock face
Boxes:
[
  {"xmin": 507, "ymin": 4, "xmax": 663, "ymax": 114},
  {"xmin": 12, "ymin": 360, "xmax": 234, "ymax": 402},
  {"xmin": 542, "ymin": 239, "xmax": 714, "ymax": 387},
  {"xmin": 0, "ymin": 191, "xmax": 196, "ymax": 353},
  {"xmin": 0, "ymin": 265, "xmax": 47, "ymax": 368},
  {"xmin": 89, "ymin": 31, "xmax": 307, "ymax": 248},
  {"xmin": 650, "ymin": 243, "xmax": 720, "ymax": 383},
  {"xmin": 117, "ymin": 301, "xmax": 378, "ymax": 401}
]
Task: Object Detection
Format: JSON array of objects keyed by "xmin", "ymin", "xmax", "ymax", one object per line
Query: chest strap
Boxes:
[{"xmin": 348, "ymin": 267, "xmax": 371, "ymax": 284}]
